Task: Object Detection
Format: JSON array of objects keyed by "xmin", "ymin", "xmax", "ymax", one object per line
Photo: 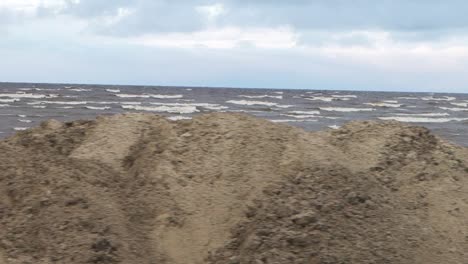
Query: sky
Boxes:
[{"xmin": 1, "ymin": 0, "xmax": 468, "ymax": 93}]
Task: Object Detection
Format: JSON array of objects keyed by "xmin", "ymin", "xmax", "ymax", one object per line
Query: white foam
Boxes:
[
  {"xmin": 57, "ymin": 106, "xmax": 75, "ymax": 109},
  {"xmin": 185, "ymin": 88, "xmax": 192, "ymax": 91},
  {"xmin": 18, "ymin": 115, "xmax": 27, "ymax": 118},
  {"xmin": 0, "ymin": 104, "xmax": 9, "ymax": 107},
  {"xmin": 378, "ymin": 116, "xmax": 468, "ymax": 123},
  {"xmin": 0, "ymin": 98, "xmax": 19, "ymax": 103},
  {"xmin": 167, "ymin": 116, "xmax": 192, "ymax": 121},
  {"xmin": 19, "ymin": 88, "xmax": 32, "ymax": 91},
  {"xmin": 18, "ymin": 119, "xmax": 32, "ymax": 123},
  {"xmin": 106, "ymin": 89, "xmax": 121, "ymax": 93},
  {"xmin": 364, "ymin": 102, "xmax": 402, "ymax": 108},
  {"xmin": 122, "ymin": 105, "xmax": 198, "ymax": 114},
  {"xmin": 328, "ymin": 125, "xmax": 341, "ymax": 129},
  {"xmin": 395, "ymin": 113, "xmax": 450, "ymax": 117},
  {"xmin": 0, "ymin": 93, "xmax": 58, "ymax": 99},
  {"xmin": 239, "ymin": 95, "xmax": 283, "ymax": 99},
  {"xmin": 320, "ymin": 107, "xmax": 375, "ymax": 112},
  {"xmin": 14, "ymin": 127, "xmax": 29, "ymax": 131},
  {"xmin": 85, "ymin": 106, "xmax": 111, "ymax": 110},
  {"xmin": 273, "ymin": 91, "xmax": 284, "ymax": 94},
  {"xmin": 69, "ymin": 88, "xmax": 92, "ymax": 92},
  {"xmin": 32, "ymin": 106, "xmax": 46, "ymax": 109},
  {"xmin": 421, "ymin": 96, "xmax": 456, "ymax": 101},
  {"xmin": 270, "ymin": 119, "xmax": 318, "ymax": 123},
  {"xmin": 28, "ymin": 101, "xmax": 88, "ymax": 105},
  {"xmin": 283, "ymin": 114, "xmax": 320, "ymax": 119},
  {"xmin": 305, "ymin": 96, "xmax": 342, "ymax": 102},
  {"xmin": 116, "ymin": 94, "xmax": 183, "ymax": 99},
  {"xmin": 397, "ymin": 97, "xmax": 419, "ymax": 100},
  {"xmin": 331, "ymin": 95, "xmax": 357, "ymax": 99},
  {"xmin": 288, "ymin": 110, "xmax": 321, "ymax": 115},
  {"xmin": 383, "ymin": 100, "xmax": 399, "ymax": 103},
  {"xmin": 226, "ymin": 100, "xmax": 277, "ymax": 107},
  {"xmin": 451, "ymin": 102, "xmax": 468, "ymax": 107},
  {"xmin": 150, "ymin": 102, "xmax": 229, "ymax": 111},
  {"xmin": 439, "ymin": 107, "xmax": 468, "ymax": 112}
]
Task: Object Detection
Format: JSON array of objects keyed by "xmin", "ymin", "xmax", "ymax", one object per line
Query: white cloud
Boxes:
[
  {"xmin": 131, "ymin": 26, "xmax": 298, "ymax": 49},
  {"xmin": 0, "ymin": 0, "xmax": 70, "ymax": 14}
]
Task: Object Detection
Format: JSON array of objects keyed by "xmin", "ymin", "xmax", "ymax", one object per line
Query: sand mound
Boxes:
[{"xmin": 0, "ymin": 113, "xmax": 467, "ymax": 264}]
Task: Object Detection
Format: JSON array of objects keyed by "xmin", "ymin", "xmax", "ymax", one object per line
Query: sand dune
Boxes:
[{"xmin": 0, "ymin": 113, "xmax": 467, "ymax": 263}]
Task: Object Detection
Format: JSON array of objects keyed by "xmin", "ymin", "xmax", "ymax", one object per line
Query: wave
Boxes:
[
  {"xmin": 439, "ymin": 107, "xmax": 468, "ymax": 112},
  {"xmin": 421, "ymin": 96, "xmax": 456, "ymax": 101},
  {"xmin": 0, "ymin": 104, "xmax": 9, "ymax": 107},
  {"xmin": 0, "ymin": 98, "xmax": 20, "ymax": 103},
  {"xmin": 122, "ymin": 105, "xmax": 199, "ymax": 114},
  {"xmin": 14, "ymin": 127, "xmax": 29, "ymax": 131},
  {"xmin": 0, "ymin": 93, "xmax": 58, "ymax": 99},
  {"xmin": 106, "ymin": 89, "xmax": 121, "ymax": 93},
  {"xmin": 166, "ymin": 116, "xmax": 192, "ymax": 121},
  {"xmin": 32, "ymin": 106, "xmax": 46, "ymax": 109},
  {"xmin": 450, "ymin": 102, "xmax": 468, "ymax": 107},
  {"xmin": 273, "ymin": 91, "xmax": 284, "ymax": 94},
  {"xmin": 27, "ymin": 101, "xmax": 88, "ymax": 105},
  {"xmin": 18, "ymin": 119, "xmax": 32, "ymax": 123},
  {"xmin": 304, "ymin": 96, "xmax": 348, "ymax": 102},
  {"xmin": 239, "ymin": 95, "xmax": 283, "ymax": 99},
  {"xmin": 378, "ymin": 116, "xmax": 468, "ymax": 123},
  {"xmin": 116, "ymin": 94, "xmax": 183, "ymax": 99},
  {"xmin": 270, "ymin": 119, "xmax": 318, "ymax": 123},
  {"xmin": 331, "ymin": 95, "xmax": 357, "ymax": 99},
  {"xmin": 397, "ymin": 97, "xmax": 419, "ymax": 100},
  {"xmin": 395, "ymin": 113, "xmax": 450, "ymax": 117},
  {"xmin": 320, "ymin": 107, "xmax": 375, "ymax": 112},
  {"xmin": 68, "ymin": 88, "xmax": 92, "ymax": 92},
  {"xmin": 282, "ymin": 114, "xmax": 321, "ymax": 119},
  {"xmin": 364, "ymin": 102, "xmax": 402, "ymax": 108},
  {"xmin": 226, "ymin": 100, "xmax": 292, "ymax": 108},
  {"xmin": 288, "ymin": 110, "xmax": 321, "ymax": 115},
  {"xmin": 150, "ymin": 102, "xmax": 229, "ymax": 111},
  {"xmin": 328, "ymin": 125, "xmax": 341, "ymax": 129},
  {"xmin": 85, "ymin": 106, "xmax": 111, "ymax": 110},
  {"xmin": 57, "ymin": 106, "xmax": 75, "ymax": 109}
]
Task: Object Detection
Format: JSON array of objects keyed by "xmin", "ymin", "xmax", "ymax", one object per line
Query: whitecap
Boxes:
[
  {"xmin": 0, "ymin": 98, "xmax": 19, "ymax": 103},
  {"xmin": 270, "ymin": 119, "xmax": 318, "ymax": 123},
  {"xmin": 28, "ymin": 101, "xmax": 88, "ymax": 105},
  {"xmin": 150, "ymin": 102, "xmax": 228, "ymax": 111},
  {"xmin": 226, "ymin": 100, "xmax": 278, "ymax": 107},
  {"xmin": 85, "ymin": 106, "xmax": 111, "ymax": 110},
  {"xmin": 106, "ymin": 89, "xmax": 121, "ymax": 93},
  {"xmin": 273, "ymin": 91, "xmax": 284, "ymax": 94},
  {"xmin": 288, "ymin": 110, "xmax": 321, "ymax": 115},
  {"xmin": 421, "ymin": 96, "xmax": 456, "ymax": 101},
  {"xmin": 0, "ymin": 104, "xmax": 9, "ymax": 107},
  {"xmin": 395, "ymin": 113, "xmax": 449, "ymax": 117},
  {"xmin": 439, "ymin": 107, "xmax": 468, "ymax": 112},
  {"xmin": 0, "ymin": 93, "xmax": 58, "ymax": 99},
  {"xmin": 57, "ymin": 106, "xmax": 75, "ymax": 109},
  {"xmin": 320, "ymin": 107, "xmax": 375, "ymax": 112},
  {"xmin": 122, "ymin": 105, "xmax": 198, "ymax": 114},
  {"xmin": 364, "ymin": 102, "xmax": 402, "ymax": 108},
  {"xmin": 304, "ymin": 96, "xmax": 338, "ymax": 102},
  {"xmin": 331, "ymin": 95, "xmax": 357, "ymax": 99},
  {"xmin": 450, "ymin": 102, "xmax": 468, "ymax": 107},
  {"xmin": 14, "ymin": 127, "xmax": 29, "ymax": 131},
  {"xmin": 69, "ymin": 88, "xmax": 92, "ymax": 92},
  {"xmin": 378, "ymin": 116, "xmax": 468, "ymax": 123},
  {"xmin": 116, "ymin": 94, "xmax": 183, "ymax": 99},
  {"xmin": 282, "ymin": 114, "xmax": 320, "ymax": 119},
  {"xmin": 18, "ymin": 119, "xmax": 32, "ymax": 123},
  {"xmin": 397, "ymin": 97, "xmax": 419, "ymax": 100},
  {"xmin": 167, "ymin": 116, "xmax": 192, "ymax": 121},
  {"xmin": 32, "ymin": 106, "xmax": 46, "ymax": 109},
  {"xmin": 328, "ymin": 125, "xmax": 341, "ymax": 129},
  {"xmin": 239, "ymin": 95, "xmax": 283, "ymax": 99}
]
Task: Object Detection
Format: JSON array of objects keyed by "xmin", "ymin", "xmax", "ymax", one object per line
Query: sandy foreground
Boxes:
[{"xmin": 0, "ymin": 113, "xmax": 467, "ymax": 264}]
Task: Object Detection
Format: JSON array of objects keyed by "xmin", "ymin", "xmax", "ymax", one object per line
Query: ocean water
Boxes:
[{"xmin": 0, "ymin": 82, "xmax": 467, "ymax": 146}]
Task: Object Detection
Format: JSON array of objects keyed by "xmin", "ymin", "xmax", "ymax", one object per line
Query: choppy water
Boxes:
[{"xmin": 0, "ymin": 82, "xmax": 467, "ymax": 146}]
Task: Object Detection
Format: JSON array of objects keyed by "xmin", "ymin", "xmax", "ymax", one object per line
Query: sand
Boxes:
[{"xmin": 0, "ymin": 113, "xmax": 467, "ymax": 264}]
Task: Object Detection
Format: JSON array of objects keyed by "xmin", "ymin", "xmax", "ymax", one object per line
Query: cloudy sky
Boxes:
[{"xmin": 1, "ymin": 0, "xmax": 468, "ymax": 93}]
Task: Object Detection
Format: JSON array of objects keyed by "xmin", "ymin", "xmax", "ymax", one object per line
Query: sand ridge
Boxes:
[{"xmin": 0, "ymin": 113, "xmax": 467, "ymax": 263}]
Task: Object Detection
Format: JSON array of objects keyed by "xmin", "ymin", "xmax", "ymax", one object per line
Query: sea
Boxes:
[{"xmin": 0, "ymin": 82, "xmax": 467, "ymax": 146}]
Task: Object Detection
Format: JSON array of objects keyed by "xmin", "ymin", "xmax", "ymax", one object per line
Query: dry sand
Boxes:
[{"xmin": 0, "ymin": 113, "xmax": 467, "ymax": 264}]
